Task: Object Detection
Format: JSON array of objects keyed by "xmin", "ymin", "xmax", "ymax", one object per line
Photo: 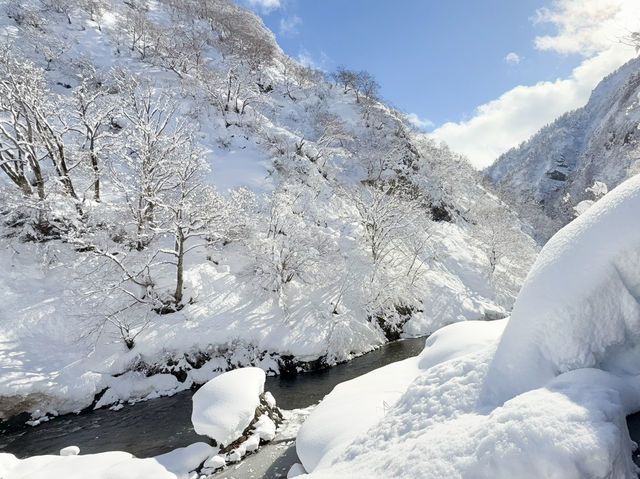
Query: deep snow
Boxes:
[{"xmin": 296, "ymin": 175, "xmax": 640, "ymax": 478}]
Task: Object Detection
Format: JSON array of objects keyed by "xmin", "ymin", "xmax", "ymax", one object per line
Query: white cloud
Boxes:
[
  {"xmin": 431, "ymin": 0, "xmax": 640, "ymax": 169},
  {"xmin": 406, "ymin": 113, "xmax": 435, "ymax": 130},
  {"xmin": 297, "ymin": 48, "xmax": 329, "ymax": 71},
  {"xmin": 245, "ymin": 0, "xmax": 281, "ymax": 13},
  {"xmin": 533, "ymin": 0, "xmax": 640, "ymax": 56},
  {"xmin": 432, "ymin": 47, "xmax": 635, "ymax": 169},
  {"xmin": 279, "ymin": 15, "xmax": 302, "ymax": 36},
  {"xmin": 505, "ymin": 52, "xmax": 521, "ymax": 64}
]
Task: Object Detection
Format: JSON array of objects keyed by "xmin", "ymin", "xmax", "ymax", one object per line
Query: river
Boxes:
[
  {"xmin": 0, "ymin": 337, "xmax": 427, "ymax": 459},
  {"xmin": 4, "ymin": 336, "xmax": 640, "ymax": 477}
]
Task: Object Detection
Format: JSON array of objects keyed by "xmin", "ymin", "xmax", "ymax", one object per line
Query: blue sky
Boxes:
[
  {"xmin": 255, "ymin": 1, "xmax": 578, "ymax": 126},
  {"xmin": 243, "ymin": 0, "xmax": 640, "ymax": 167}
]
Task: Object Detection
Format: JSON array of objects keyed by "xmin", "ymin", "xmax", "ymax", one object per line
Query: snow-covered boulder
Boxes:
[
  {"xmin": 191, "ymin": 366, "xmax": 282, "ymax": 465},
  {"xmin": 192, "ymin": 367, "xmax": 265, "ymax": 446},
  {"xmin": 59, "ymin": 446, "xmax": 80, "ymax": 456},
  {"xmin": 484, "ymin": 173, "xmax": 640, "ymax": 405}
]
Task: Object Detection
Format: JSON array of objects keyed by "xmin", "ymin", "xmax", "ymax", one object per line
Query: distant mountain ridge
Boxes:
[{"xmin": 486, "ymin": 56, "xmax": 640, "ymax": 243}]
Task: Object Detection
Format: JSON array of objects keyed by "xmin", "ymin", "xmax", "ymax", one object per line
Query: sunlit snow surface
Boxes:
[{"xmin": 297, "ymin": 175, "xmax": 640, "ymax": 478}]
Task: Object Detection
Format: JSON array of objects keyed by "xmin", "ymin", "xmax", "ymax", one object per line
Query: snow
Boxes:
[
  {"xmin": 191, "ymin": 367, "xmax": 265, "ymax": 446},
  {"xmin": 0, "ymin": 451, "xmax": 179, "ymax": 479},
  {"xmin": 573, "ymin": 199, "xmax": 594, "ymax": 216},
  {"xmin": 153, "ymin": 442, "xmax": 215, "ymax": 477},
  {"xmin": 95, "ymin": 372, "xmax": 181, "ymax": 409},
  {"xmin": 253, "ymin": 414, "xmax": 277, "ymax": 441},
  {"xmin": 296, "ymin": 175, "xmax": 640, "ymax": 478},
  {"xmin": 1, "ymin": 444, "xmax": 218, "ymax": 479},
  {"xmin": 484, "ymin": 173, "xmax": 640, "ymax": 404},
  {"xmin": 296, "ymin": 347, "xmax": 424, "ymax": 471},
  {"xmin": 288, "ymin": 463, "xmax": 307, "ymax": 478},
  {"xmin": 59, "ymin": 446, "xmax": 80, "ymax": 456},
  {"xmin": 203, "ymin": 455, "xmax": 226, "ymax": 470},
  {"xmin": 0, "ymin": 0, "xmax": 535, "ymax": 423}
]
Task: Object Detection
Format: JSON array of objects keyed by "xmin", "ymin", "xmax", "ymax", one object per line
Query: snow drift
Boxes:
[{"xmin": 484, "ymin": 173, "xmax": 640, "ymax": 405}]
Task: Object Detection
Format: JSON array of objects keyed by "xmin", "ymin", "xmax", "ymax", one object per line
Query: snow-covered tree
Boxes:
[
  {"xmin": 0, "ymin": 49, "xmax": 78, "ymax": 201},
  {"xmin": 252, "ymin": 185, "xmax": 328, "ymax": 298},
  {"xmin": 156, "ymin": 143, "xmax": 225, "ymax": 305},
  {"xmin": 471, "ymin": 200, "xmax": 524, "ymax": 276},
  {"xmin": 112, "ymin": 83, "xmax": 185, "ymax": 248},
  {"xmin": 70, "ymin": 64, "xmax": 120, "ymax": 202}
]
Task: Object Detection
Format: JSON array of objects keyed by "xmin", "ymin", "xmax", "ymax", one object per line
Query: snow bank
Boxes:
[
  {"xmin": 296, "ymin": 321, "xmax": 504, "ymax": 474},
  {"xmin": 1, "ymin": 442, "xmax": 214, "ymax": 479},
  {"xmin": 485, "ymin": 173, "xmax": 640, "ymax": 404},
  {"xmin": 0, "ymin": 451, "xmax": 179, "ymax": 479},
  {"xmin": 191, "ymin": 367, "xmax": 265, "ymax": 446},
  {"xmin": 153, "ymin": 442, "xmax": 215, "ymax": 477},
  {"xmin": 296, "ymin": 354, "xmax": 422, "ymax": 471},
  {"xmin": 305, "ymin": 365, "xmax": 639, "ymax": 479},
  {"xmin": 0, "ymin": 444, "xmax": 218, "ymax": 479}
]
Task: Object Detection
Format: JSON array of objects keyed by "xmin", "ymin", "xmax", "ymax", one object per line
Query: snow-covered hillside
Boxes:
[
  {"xmin": 0, "ymin": 0, "xmax": 536, "ymax": 422},
  {"xmin": 486, "ymin": 55, "xmax": 640, "ymax": 243},
  {"xmin": 296, "ymin": 174, "xmax": 640, "ymax": 479}
]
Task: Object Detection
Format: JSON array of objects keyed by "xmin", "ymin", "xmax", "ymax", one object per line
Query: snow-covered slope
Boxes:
[
  {"xmin": 0, "ymin": 0, "xmax": 537, "ymax": 421},
  {"xmin": 487, "ymin": 56, "xmax": 640, "ymax": 243},
  {"xmin": 296, "ymin": 174, "xmax": 640, "ymax": 479}
]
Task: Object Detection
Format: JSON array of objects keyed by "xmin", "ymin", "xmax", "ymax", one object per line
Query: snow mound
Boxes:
[
  {"xmin": 485, "ymin": 173, "xmax": 640, "ymax": 404},
  {"xmin": 59, "ymin": 446, "xmax": 80, "ymax": 457},
  {"xmin": 153, "ymin": 442, "xmax": 215, "ymax": 477},
  {"xmin": 191, "ymin": 367, "xmax": 265, "ymax": 446}
]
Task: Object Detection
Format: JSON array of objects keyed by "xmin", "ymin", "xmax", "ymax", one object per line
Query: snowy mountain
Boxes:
[
  {"xmin": 0, "ymin": 0, "xmax": 537, "ymax": 422},
  {"xmin": 486, "ymin": 56, "xmax": 640, "ymax": 243}
]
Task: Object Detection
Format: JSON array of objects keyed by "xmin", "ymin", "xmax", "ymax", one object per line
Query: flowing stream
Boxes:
[
  {"xmin": 0, "ymin": 337, "xmax": 427, "ymax": 459},
  {"xmin": 4, "ymin": 336, "xmax": 639, "ymax": 477}
]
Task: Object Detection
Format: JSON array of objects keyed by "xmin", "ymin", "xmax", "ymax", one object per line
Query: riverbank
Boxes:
[{"xmin": 0, "ymin": 337, "xmax": 427, "ymax": 460}]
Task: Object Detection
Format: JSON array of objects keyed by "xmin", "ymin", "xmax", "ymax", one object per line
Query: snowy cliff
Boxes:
[{"xmin": 487, "ymin": 55, "xmax": 640, "ymax": 243}]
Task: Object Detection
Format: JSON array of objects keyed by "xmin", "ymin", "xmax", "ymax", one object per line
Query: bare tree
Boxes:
[
  {"xmin": 252, "ymin": 186, "xmax": 327, "ymax": 299},
  {"xmin": 118, "ymin": 1, "xmax": 157, "ymax": 59},
  {"xmin": 80, "ymin": 0, "xmax": 107, "ymax": 25},
  {"xmin": 471, "ymin": 200, "xmax": 523, "ymax": 276},
  {"xmin": 0, "ymin": 49, "xmax": 78, "ymax": 200},
  {"xmin": 349, "ymin": 184, "xmax": 409, "ymax": 281},
  {"xmin": 41, "ymin": 0, "xmax": 75, "ymax": 24},
  {"xmin": 331, "ymin": 67, "xmax": 379, "ymax": 103},
  {"xmin": 156, "ymin": 144, "xmax": 224, "ymax": 304},
  {"xmin": 199, "ymin": 67, "xmax": 259, "ymax": 127},
  {"xmin": 71, "ymin": 65, "xmax": 120, "ymax": 201},
  {"xmin": 112, "ymin": 84, "xmax": 184, "ymax": 248}
]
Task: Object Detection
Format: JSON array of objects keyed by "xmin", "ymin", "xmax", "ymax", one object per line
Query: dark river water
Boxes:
[{"xmin": 0, "ymin": 337, "xmax": 427, "ymax": 459}]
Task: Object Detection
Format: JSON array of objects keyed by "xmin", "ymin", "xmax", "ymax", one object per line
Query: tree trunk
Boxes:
[
  {"xmin": 28, "ymin": 156, "xmax": 46, "ymax": 200},
  {"xmin": 89, "ymin": 137, "xmax": 100, "ymax": 201},
  {"xmin": 174, "ymin": 231, "xmax": 185, "ymax": 304}
]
